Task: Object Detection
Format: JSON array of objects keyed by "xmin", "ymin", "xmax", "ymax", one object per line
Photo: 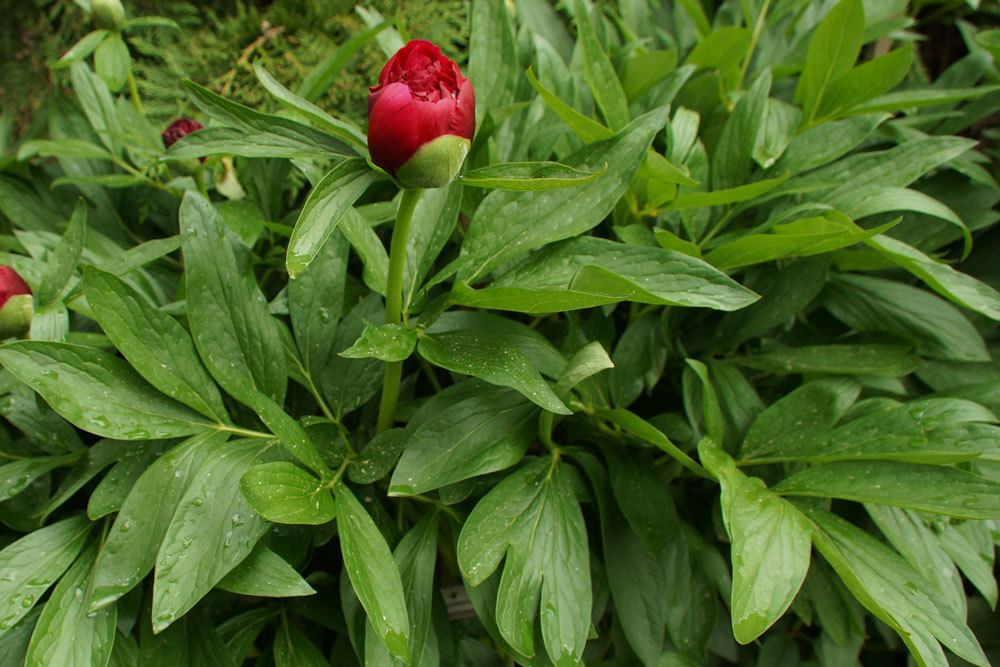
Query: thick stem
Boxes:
[{"xmin": 376, "ymin": 188, "xmax": 423, "ymax": 433}]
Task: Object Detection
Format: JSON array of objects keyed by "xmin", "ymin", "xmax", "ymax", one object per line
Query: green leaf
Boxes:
[
  {"xmin": 217, "ymin": 545, "xmax": 315, "ymax": 598},
  {"xmin": 845, "ymin": 85, "xmax": 1000, "ymax": 115},
  {"xmin": 177, "ymin": 79, "xmax": 354, "ymax": 159},
  {"xmin": 468, "ymin": 0, "xmax": 518, "ymax": 122},
  {"xmin": 51, "ymin": 30, "xmax": 109, "ymax": 68},
  {"xmin": 667, "ymin": 173, "xmax": 789, "ymax": 210},
  {"xmin": 776, "ymin": 461, "xmax": 1000, "ymax": 519},
  {"xmin": 340, "ymin": 207, "xmax": 389, "ymax": 295},
  {"xmin": 83, "ymin": 267, "xmax": 228, "ymax": 422},
  {"xmin": 389, "ymin": 380, "xmax": 538, "ymax": 496},
  {"xmin": 0, "ymin": 515, "xmax": 91, "ymax": 634},
  {"xmin": 458, "ymin": 458, "xmax": 591, "ymax": 665},
  {"xmin": 734, "ymin": 344, "xmax": 921, "ymax": 377},
  {"xmin": 417, "ymin": 330, "xmax": 569, "ymax": 414},
  {"xmin": 455, "ymin": 236, "xmax": 758, "ymax": 314},
  {"xmin": 364, "ymin": 513, "xmax": 440, "ymax": 666},
  {"xmin": 685, "ymin": 359, "xmax": 725, "ymax": 445},
  {"xmin": 0, "ymin": 455, "xmax": 76, "ymax": 502},
  {"xmin": 427, "ymin": 311, "xmax": 566, "ymax": 379},
  {"xmin": 603, "ymin": 445, "xmax": 676, "ymax": 554},
  {"xmin": 320, "ymin": 294, "xmax": 385, "ymax": 417},
  {"xmin": 273, "ymin": 617, "xmax": 328, "ymax": 667},
  {"xmin": 744, "ymin": 394, "xmax": 1000, "ymax": 463},
  {"xmin": 816, "ymin": 44, "xmax": 914, "ymax": 119},
  {"xmin": 340, "ymin": 322, "xmax": 417, "ymax": 363},
  {"xmin": 349, "ymin": 428, "xmax": 408, "ymax": 484},
  {"xmin": 86, "ymin": 441, "xmax": 170, "ymax": 521},
  {"xmin": 704, "ymin": 211, "xmax": 891, "ymax": 271},
  {"xmin": 936, "ymin": 521, "xmax": 998, "ymax": 608},
  {"xmin": 576, "ymin": 451, "xmax": 668, "ymax": 667},
  {"xmin": 37, "ymin": 440, "xmax": 134, "ymax": 518},
  {"xmin": 712, "ymin": 70, "xmax": 770, "ymax": 191},
  {"xmin": 288, "ymin": 227, "xmax": 348, "ymax": 391},
  {"xmin": 297, "ymin": 21, "xmax": 389, "ymax": 103},
  {"xmin": 286, "ymin": 159, "xmax": 379, "ymax": 278},
  {"xmin": 575, "ymin": 0, "xmax": 629, "ymax": 130},
  {"xmin": 825, "ymin": 274, "xmax": 989, "ymax": 362},
  {"xmin": 460, "ymin": 161, "xmax": 606, "ymax": 190},
  {"xmin": 740, "ymin": 378, "xmax": 860, "ymax": 461},
  {"xmin": 152, "ymin": 438, "xmax": 270, "ymax": 632},
  {"xmin": 797, "ymin": 0, "xmax": 865, "ymax": 121},
  {"xmin": 865, "ymin": 505, "xmax": 966, "ymax": 615},
  {"xmin": 699, "ymin": 439, "xmax": 810, "ymax": 644},
  {"xmin": 181, "ymin": 191, "xmax": 288, "ymax": 406},
  {"xmin": 622, "ymin": 49, "xmax": 678, "ymax": 101},
  {"xmin": 25, "ymin": 541, "xmax": 116, "ymax": 667},
  {"xmin": 685, "ymin": 27, "xmax": 750, "ymax": 83},
  {"xmin": 524, "ymin": 67, "xmax": 613, "ymax": 144},
  {"xmin": 864, "ymin": 235, "xmax": 1000, "ymax": 321},
  {"xmin": 0, "ymin": 341, "xmax": 213, "ymax": 439},
  {"xmin": 52, "ymin": 174, "xmax": 145, "ymax": 189},
  {"xmin": 253, "ymin": 62, "xmax": 367, "ymax": 154},
  {"xmin": 93, "ymin": 31, "xmax": 129, "ymax": 92},
  {"xmin": 336, "ymin": 483, "xmax": 410, "ymax": 663},
  {"xmin": 597, "ymin": 408, "xmax": 709, "ymax": 479},
  {"xmin": 835, "ymin": 187, "xmax": 971, "ymax": 257},
  {"xmin": 803, "ymin": 505, "xmax": 988, "ymax": 667},
  {"xmin": 772, "ymin": 114, "xmax": 886, "ymax": 175},
  {"xmin": 17, "ymin": 139, "xmax": 112, "ymax": 161},
  {"xmin": 556, "ymin": 340, "xmax": 614, "ymax": 394},
  {"xmin": 355, "ymin": 6, "xmax": 404, "ymax": 55},
  {"xmin": 69, "ymin": 63, "xmax": 120, "ymax": 152},
  {"xmin": 459, "ymin": 107, "xmax": 666, "ymax": 282},
  {"xmin": 90, "ymin": 431, "xmax": 226, "ymax": 611},
  {"xmin": 814, "ymin": 136, "xmax": 975, "ymax": 203},
  {"xmin": 403, "ymin": 182, "xmax": 462, "ymax": 312},
  {"xmin": 165, "ymin": 127, "xmax": 330, "ymax": 161},
  {"xmin": 36, "ymin": 199, "xmax": 86, "ymax": 307},
  {"xmin": 240, "ymin": 461, "xmax": 335, "ymax": 525}
]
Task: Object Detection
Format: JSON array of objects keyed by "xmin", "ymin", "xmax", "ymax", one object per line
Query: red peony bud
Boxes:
[
  {"xmin": 368, "ymin": 40, "xmax": 475, "ymax": 188},
  {"xmin": 162, "ymin": 118, "xmax": 205, "ymax": 149},
  {"xmin": 0, "ymin": 266, "xmax": 33, "ymax": 339}
]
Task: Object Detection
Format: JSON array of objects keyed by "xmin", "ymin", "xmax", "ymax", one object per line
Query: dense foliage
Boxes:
[{"xmin": 1, "ymin": 1, "xmax": 1000, "ymax": 666}]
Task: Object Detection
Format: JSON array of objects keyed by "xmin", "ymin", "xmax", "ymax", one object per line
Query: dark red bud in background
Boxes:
[
  {"xmin": 367, "ymin": 40, "xmax": 475, "ymax": 188},
  {"xmin": 162, "ymin": 118, "xmax": 205, "ymax": 149}
]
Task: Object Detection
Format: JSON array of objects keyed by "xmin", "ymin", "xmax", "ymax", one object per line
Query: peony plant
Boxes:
[{"xmin": 0, "ymin": 1, "xmax": 999, "ymax": 666}]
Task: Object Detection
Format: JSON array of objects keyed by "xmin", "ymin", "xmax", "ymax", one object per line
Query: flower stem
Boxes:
[{"xmin": 376, "ymin": 188, "xmax": 423, "ymax": 433}]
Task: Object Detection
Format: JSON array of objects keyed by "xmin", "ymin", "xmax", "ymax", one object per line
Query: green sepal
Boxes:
[
  {"xmin": 0, "ymin": 294, "xmax": 34, "ymax": 339},
  {"xmin": 394, "ymin": 134, "xmax": 471, "ymax": 189}
]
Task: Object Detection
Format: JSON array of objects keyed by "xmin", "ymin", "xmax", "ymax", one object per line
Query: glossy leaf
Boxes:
[
  {"xmin": 336, "ymin": 483, "xmax": 410, "ymax": 663},
  {"xmin": 0, "ymin": 341, "xmax": 213, "ymax": 439},
  {"xmin": 240, "ymin": 461, "xmax": 335, "ymax": 525},
  {"xmin": 417, "ymin": 330, "xmax": 569, "ymax": 414},
  {"xmin": 699, "ymin": 440, "xmax": 810, "ymax": 644},
  {"xmin": 389, "ymin": 380, "xmax": 537, "ymax": 496}
]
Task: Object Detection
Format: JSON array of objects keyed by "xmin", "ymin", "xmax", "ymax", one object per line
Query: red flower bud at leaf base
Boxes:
[
  {"xmin": 0, "ymin": 266, "xmax": 33, "ymax": 339},
  {"xmin": 368, "ymin": 40, "xmax": 475, "ymax": 189},
  {"xmin": 91, "ymin": 0, "xmax": 127, "ymax": 30},
  {"xmin": 162, "ymin": 118, "xmax": 205, "ymax": 149}
]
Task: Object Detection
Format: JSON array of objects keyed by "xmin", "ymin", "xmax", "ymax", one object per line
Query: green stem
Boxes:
[
  {"xmin": 127, "ymin": 70, "xmax": 143, "ymax": 115},
  {"xmin": 737, "ymin": 0, "xmax": 773, "ymax": 88},
  {"xmin": 215, "ymin": 423, "xmax": 274, "ymax": 440},
  {"xmin": 376, "ymin": 188, "xmax": 423, "ymax": 433}
]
